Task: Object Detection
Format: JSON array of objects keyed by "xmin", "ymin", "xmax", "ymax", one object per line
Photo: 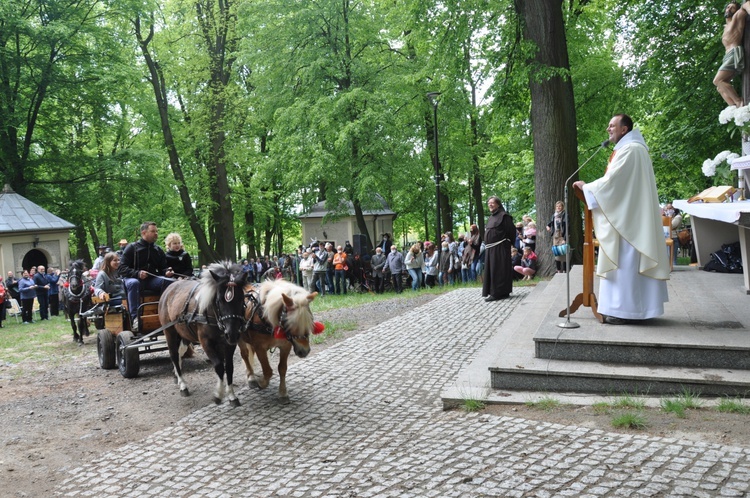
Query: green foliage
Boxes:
[
  {"xmin": 609, "ymin": 394, "xmax": 647, "ymax": 410},
  {"xmin": 462, "ymin": 398, "xmax": 486, "ymax": 412},
  {"xmin": 660, "ymin": 399, "xmax": 687, "ymax": 418},
  {"xmin": 592, "ymin": 393, "xmax": 646, "ymax": 414},
  {"xmin": 615, "ymin": 0, "xmax": 728, "ymax": 201},
  {"xmin": 716, "ymin": 397, "xmax": 750, "ymax": 414},
  {"xmin": 660, "ymin": 388, "xmax": 703, "ymax": 417},
  {"xmin": 525, "ymin": 396, "xmax": 561, "ymax": 411},
  {"xmin": 592, "ymin": 402, "xmax": 611, "ymax": 414},
  {"xmin": 2, "ymin": 0, "xmax": 743, "ymax": 259},
  {"xmin": 611, "ymin": 411, "xmax": 648, "ymax": 430}
]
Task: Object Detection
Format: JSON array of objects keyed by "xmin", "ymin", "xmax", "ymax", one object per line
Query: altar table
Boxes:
[{"xmin": 673, "ymin": 200, "xmax": 750, "ymax": 294}]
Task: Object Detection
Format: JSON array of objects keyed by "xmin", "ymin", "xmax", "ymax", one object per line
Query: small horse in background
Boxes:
[
  {"xmin": 159, "ymin": 261, "xmax": 248, "ymax": 406},
  {"xmin": 61, "ymin": 259, "xmax": 93, "ymax": 345},
  {"xmin": 240, "ymin": 279, "xmax": 322, "ymax": 404}
]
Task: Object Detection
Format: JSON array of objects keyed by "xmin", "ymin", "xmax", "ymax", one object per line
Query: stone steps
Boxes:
[{"xmin": 443, "ymin": 265, "xmax": 750, "ymax": 406}]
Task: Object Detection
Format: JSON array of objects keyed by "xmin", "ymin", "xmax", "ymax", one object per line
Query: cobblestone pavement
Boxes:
[{"xmin": 57, "ymin": 288, "xmax": 750, "ymax": 497}]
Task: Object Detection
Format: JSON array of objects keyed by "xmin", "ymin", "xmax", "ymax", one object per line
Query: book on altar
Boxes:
[{"xmin": 687, "ymin": 186, "xmax": 736, "ymax": 203}]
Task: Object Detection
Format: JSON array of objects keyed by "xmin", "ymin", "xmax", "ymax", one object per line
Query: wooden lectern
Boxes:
[{"xmin": 558, "ymin": 184, "xmax": 604, "ymax": 323}]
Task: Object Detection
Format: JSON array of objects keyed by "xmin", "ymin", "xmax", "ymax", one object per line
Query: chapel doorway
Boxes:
[{"xmin": 22, "ymin": 249, "xmax": 49, "ymax": 271}]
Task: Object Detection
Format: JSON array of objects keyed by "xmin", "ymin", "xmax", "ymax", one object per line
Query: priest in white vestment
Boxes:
[{"xmin": 573, "ymin": 114, "xmax": 669, "ymax": 324}]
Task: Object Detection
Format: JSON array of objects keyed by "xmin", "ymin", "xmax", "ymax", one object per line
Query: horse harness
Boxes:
[
  {"xmin": 64, "ymin": 269, "xmax": 92, "ymax": 316},
  {"xmin": 244, "ymin": 289, "xmax": 297, "ymax": 342},
  {"xmin": 175, "ymin": 277, "xmax": 248, "ymax": 336}
]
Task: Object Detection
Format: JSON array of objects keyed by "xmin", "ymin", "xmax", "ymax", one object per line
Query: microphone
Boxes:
[
  {"xmin": 660, "ymin": 152, "xmax": 701, "ymax": 191},
  {"xmin": 559, "ymin": 138, "xmax": 610, "ymax": 329},
  {"xmin": 566, "ymin": 140, "xmax": 610, "ymax": 186}
]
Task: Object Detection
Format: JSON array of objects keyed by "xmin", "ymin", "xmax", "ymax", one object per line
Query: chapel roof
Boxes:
[
  {"xmin": 299, "ymin": 195, "xmax": 396, "ymax": 219},
  {"xmin": 0, "ymin": 184, "xmax": 75, "ymax": 234}
]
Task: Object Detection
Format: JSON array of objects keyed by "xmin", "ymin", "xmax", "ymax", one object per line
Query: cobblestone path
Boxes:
[{"xmin": 57, "ymin": 288, "xmax": 750, "ymax": 497}]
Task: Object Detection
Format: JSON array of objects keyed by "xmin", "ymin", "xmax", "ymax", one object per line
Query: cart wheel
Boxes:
[
  {"xmin": 116, "ymin": 330, "xmax": 140, "ymax": 378},
  {"xmin": 97, "ymin": 329, "xmax": 116, "ymax": 369}
]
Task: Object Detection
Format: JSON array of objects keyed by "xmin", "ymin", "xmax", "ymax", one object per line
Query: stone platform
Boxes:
[{"xmin": 442, "ymin": 265, "xmax": 750, "ymax": 406}]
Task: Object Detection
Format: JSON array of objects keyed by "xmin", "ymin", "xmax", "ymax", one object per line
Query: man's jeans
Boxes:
[{"xmin": 123, "ymin": 276, "xmax": 173, "ymax": 324}]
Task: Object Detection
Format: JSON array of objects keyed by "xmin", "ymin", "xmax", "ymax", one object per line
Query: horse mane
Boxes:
[
  {"xmin": 70, "ymin": 259, "xmax": 85, "ymax": 271},
  {"xmin": 196, "ymin": 261, "xmax": 244, "ymax": 312},
  {"xmin": 259, "ymin": 280, "xmax": 314, "ymax": 330}
]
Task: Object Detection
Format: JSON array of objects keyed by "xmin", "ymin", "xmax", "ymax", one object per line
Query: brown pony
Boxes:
[
  {"xmin": 239, "ymin": 280, "xmax": 322, "ymax": 404},
  {"xmin": 159, "ymin": 261, "xmax": 248, "ymax": 406}
]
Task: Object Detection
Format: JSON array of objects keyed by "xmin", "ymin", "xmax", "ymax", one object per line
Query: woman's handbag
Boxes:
[{"xmin": 552, "ymin": 243, "xmax": 568, "ymax": 257}]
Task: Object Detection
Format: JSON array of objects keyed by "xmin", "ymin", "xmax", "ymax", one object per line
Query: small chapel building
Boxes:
[
  {"xmin": 0, "ymin": 184, "xmax": 75, "ymax": 276},
  {"xmin": 299, "ymin": 197, "xmax": 397, "ymax": 254}
]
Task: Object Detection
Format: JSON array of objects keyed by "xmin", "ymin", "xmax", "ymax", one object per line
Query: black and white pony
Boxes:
[
  {"xmin": 61, "ymin": 260, "xmax": 94, "ymax": 345},
  {"xmin": 158, "ymin": 261, "xmax": 248, "ymax": 406}
]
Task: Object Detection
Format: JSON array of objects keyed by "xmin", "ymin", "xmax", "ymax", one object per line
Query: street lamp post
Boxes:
[{"xmin": 427, "ymin": 92, "xmax": 442, "ymax": 240}]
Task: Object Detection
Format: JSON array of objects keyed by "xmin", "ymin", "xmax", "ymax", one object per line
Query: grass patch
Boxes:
[
  {"xmin": 0, "ymin": 316, "xmax": 87, "ymax": 378},
  {"xmin": 676, "ymin": 388, "xmax": 703, "ymax": 409},
  {"xmin": 716, "ymin": 397, "xmax": 750, "ymax": 414},
  {"xmin": 592, "ymin": 393, "xmax": 646, "ymax": 414},
  {"xmin": 660, "ymin": 399, "xmax": 687, "ymax": 418},
  {"xmin": 310, "ymin": 320, "xmax": 351, "ymax": 345},
  {"xmin": 462, "ymin": 398, "xmax": 486, "ymax": 412},
  {"xmin": 609, "ymin": 394, "xmax": 646, "ymax": 410},
  {"xmin": 525, "ymin": 396, "xmax": 561, "ymax": 411},
  {"xmin": 309, "ymin": 281, "xmax": 481, "ymax": 313},
  {"xmin": 592, "ymin": 402, "xmax": 611, "ymax": 414},
  {"xmin": 611, "ymin": 411, "xmax": 648, "ymax": 429},
  {"xmin": 661, "ymin": 388, "xmax": 704, "ymax": 418}
]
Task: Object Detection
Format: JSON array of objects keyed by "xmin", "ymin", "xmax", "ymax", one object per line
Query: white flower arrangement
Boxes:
[
  {"xmin": 720, "ymin": 105, "xmax": 737, "ymax": 124},
  {"xmin": 702, "ymin": 150, "xmax": 739, "ymax": 179},
  {"xmin": 719, "ymin": 104, "xmax": 750, "ymax": 127}
]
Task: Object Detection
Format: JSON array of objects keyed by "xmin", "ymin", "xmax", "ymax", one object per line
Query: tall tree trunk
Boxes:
[
  {"xmin": 244, "ymin": 206, "xmax": 256, "ymax": 259},
  {"xmin": 352, "ymin": 199, "xmax": 372, "ymax": 249},
  {"xmin": 74, "ymin": 225, "xmax": 91, "ymax": 268},
  {"xmin": 468, "ymin": 88, "xmax": 485, "ymax": 235},
  {"xmin": 134, "ymin": 16, "xmax": 218, "ymax": 261},
  {"xmin": 514, "ymin": 0, "xmax": 581, "ymax": 275},
  {"xmin": 197, "ymin": 0, "xmax": 238, "ymax": 260}
]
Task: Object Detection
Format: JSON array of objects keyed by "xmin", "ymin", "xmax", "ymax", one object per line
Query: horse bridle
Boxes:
[
  {"xmin": 67, "ymin": 268, "xmax": 87, "ymax": 299},
  {"xmin": 278, "ymin": 306, "xmax": 311, "ymax": 342},
  {"xmin": 211, "ymin": 273, "xmax": 247, "ymax": 334},
  {"xmin": 244, "ymin": 289, "xmax": 308, "ymax": 342}
]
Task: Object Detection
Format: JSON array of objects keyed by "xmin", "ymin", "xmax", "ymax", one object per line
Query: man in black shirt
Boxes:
[{"xmin": 119, "ymin": 222, "xmax": 174, "ymax": 331}]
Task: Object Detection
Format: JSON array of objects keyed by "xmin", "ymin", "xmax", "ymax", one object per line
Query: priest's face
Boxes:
[
  {"xmin": 607, "ymin": 116, "xmax": 629, "ymax": 145},
  {"xmin": 487, "ymin": 198, "xmax": 499, "ymax": 212}
]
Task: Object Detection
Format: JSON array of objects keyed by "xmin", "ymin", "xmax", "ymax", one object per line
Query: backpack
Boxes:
[{"xmin": 703, "ymin": 242, "xmax": 743, "ymax": 274}]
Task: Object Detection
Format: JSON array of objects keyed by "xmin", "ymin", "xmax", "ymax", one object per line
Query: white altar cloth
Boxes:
[
  {"xmin": 674, "ymin": 199, "xmax": 750, "ymax": 225},
  {"xmin": 674, "ymin": 199, "xmax": 750, "ymax": 293}
]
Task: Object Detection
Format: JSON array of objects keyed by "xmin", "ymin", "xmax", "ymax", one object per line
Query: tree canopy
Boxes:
[{"xmin": 0, "ymin": 0, "xmax": 738, "ymax": 272}]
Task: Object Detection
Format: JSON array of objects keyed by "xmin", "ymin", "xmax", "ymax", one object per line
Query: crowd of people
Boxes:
[
  {"xmin": 0, "ymin": 215, "xmax": 540, "ymax": 329},
  {"xmin": 0, "ymin": 265, "xmax": 62, "ymax": 325},
  {"xmin": 284, "ymin": 229, "xmax": 489, "ymax": 297},
  {"xmin": 0, "ymin": 202, "xmax": 563, "ymax": 328}
]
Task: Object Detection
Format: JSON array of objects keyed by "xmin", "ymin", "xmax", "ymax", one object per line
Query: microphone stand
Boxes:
[{"xmin": 558, "ymin": 141, "xmax": 609, "ymax": 329}]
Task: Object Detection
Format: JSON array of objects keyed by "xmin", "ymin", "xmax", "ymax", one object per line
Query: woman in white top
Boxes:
[{"xmin": 404, "ymin": 243, "xmax": 424, "ymax": 291}]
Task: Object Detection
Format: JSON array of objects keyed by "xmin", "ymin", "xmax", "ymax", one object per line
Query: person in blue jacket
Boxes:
[{"xmin": 18, "ymin": 270, "xmax": 37, "ymax": 324}]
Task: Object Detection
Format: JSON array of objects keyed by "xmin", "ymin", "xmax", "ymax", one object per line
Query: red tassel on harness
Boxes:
[
  {"xmin": 313, "ymin": 321, "xmax": 325, "ymax": 335},
  {"xmin": 273, "ymin": 326, "xmax": 285, "ymax": 340}
]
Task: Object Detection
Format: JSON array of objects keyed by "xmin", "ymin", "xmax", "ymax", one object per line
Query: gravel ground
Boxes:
[{"xmin": 0, "ymin": 293, "xmax": 439, "ymax": 497}]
